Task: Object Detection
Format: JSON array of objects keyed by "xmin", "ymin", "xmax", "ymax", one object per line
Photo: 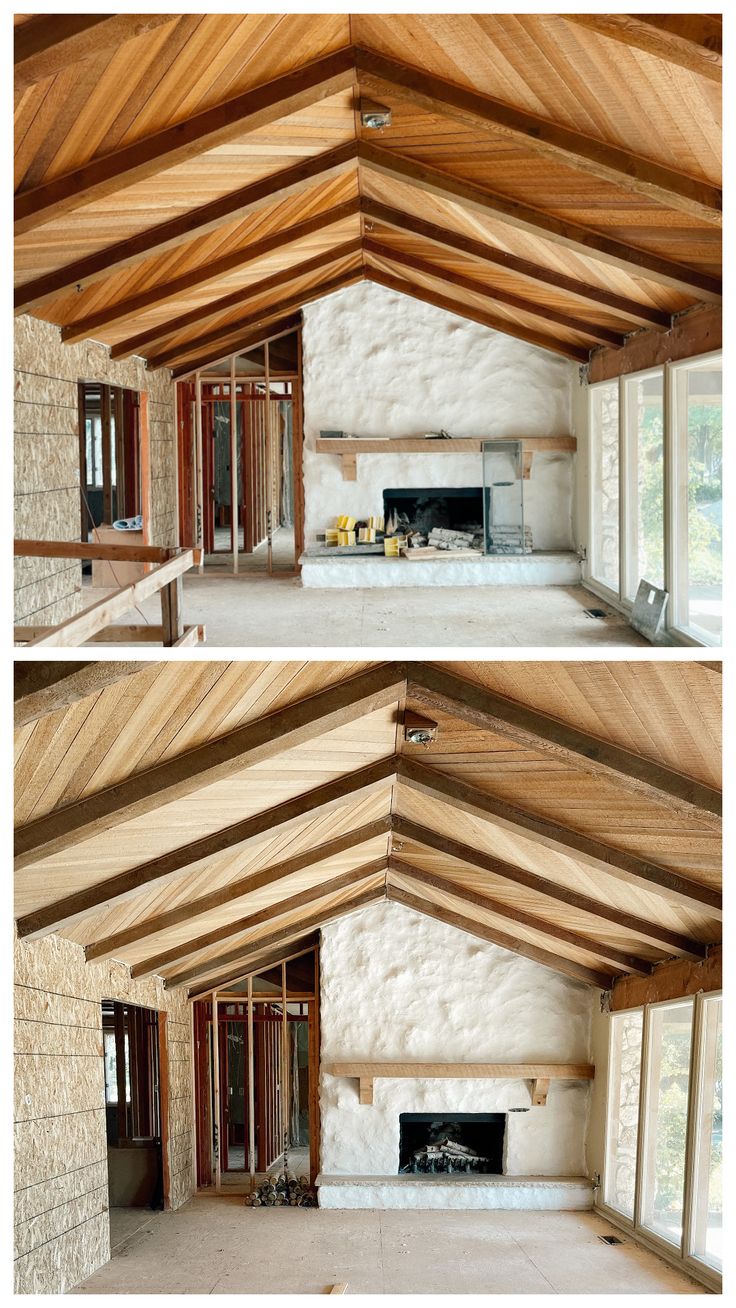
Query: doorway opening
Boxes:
[
  {"xmin": 102, "ymin": 1000, "xmax": 166, "ymax": 1226},
  {"xmin": 193, "ymin": 943, "xmax": 319, "ymax": 1193},
  {"xmin": 78, "ymin": 382, "xmax": 147, "ymax": 583}
]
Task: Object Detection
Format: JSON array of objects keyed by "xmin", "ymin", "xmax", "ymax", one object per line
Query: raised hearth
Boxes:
[
  {"xmin": 300, "ymin": 551, "xmax": 581, "ymax": 588},
  {"xmin": 316, "ymin": 1174, "xmax": 594, "ymax": 1210}
]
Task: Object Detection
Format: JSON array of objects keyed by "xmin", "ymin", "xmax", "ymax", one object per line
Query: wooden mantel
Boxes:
[
  {"xmin": 315, "ymin": 435, "xmax": 576, "ymax": 481},
  {"xmin": 324, "ymin": 1061, "xmax": 595, "ymax": 1106}
]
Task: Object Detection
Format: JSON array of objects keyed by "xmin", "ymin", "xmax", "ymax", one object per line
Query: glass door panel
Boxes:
[
  {"xmin": 604, "ymin": 1010, "xmax": 643, "ymax": 1218},
  {"xmin": 689, "ymin": 995, "xmax": 722, "ymax": 1271},
  {"xmin": 640, "ymin": 999, "xmax": 694, "ymax": 1246}
]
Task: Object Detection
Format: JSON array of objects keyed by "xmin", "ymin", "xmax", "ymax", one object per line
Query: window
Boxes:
[
  {"xmin": 590, "ymin": 381, "xmax": 620, "ymax": 592},
  {"xmin": 625, "ymin": 371, "xmax": 664, "ymax": 597},
  {"xmin": 78, "ymin": 382, "xmax": 141, "ymax": 538},
  {"xmin": 671, "ymin": 357, "xmax": 722, "ymax": 644},
  {"xmin": 604, "ymin": 1010, "xmax": 643, "ymax": 1217},
  {"xmin": 640, "ymin": 999, "xmax": 694, "ymax": 1246},
  {"xmin": 689, "ymin": 995, "xmax": 722, "ymax": 1271}
]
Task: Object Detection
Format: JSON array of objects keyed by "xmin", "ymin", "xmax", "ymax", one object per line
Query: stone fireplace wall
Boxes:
[
  {"xmin": 301, "ymin": 282, "xmax": 576, "ymax": 550},
  {"xmin": 319, "ymin": 901, "xmax": 595, "ymax": 1179}
]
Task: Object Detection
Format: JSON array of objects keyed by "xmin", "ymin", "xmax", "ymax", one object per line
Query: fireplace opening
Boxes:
[
  {"xmin": 383, "ymin": 488, "xmax": 483, "ymax": 541},
  {"xmin": 398, "ymin": 1112, "xmax": 505, "ymax": 1175}
]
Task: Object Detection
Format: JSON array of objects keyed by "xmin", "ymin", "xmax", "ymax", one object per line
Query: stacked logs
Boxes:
[{"xmin": 244, "ymin": 1172, "xmax": 316, "ymax": 1207}]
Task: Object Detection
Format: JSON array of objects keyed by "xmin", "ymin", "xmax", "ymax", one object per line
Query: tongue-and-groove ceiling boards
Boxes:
[{"xmin": 14, "ymin": 13, "xmax": 721, "ymax": 372}]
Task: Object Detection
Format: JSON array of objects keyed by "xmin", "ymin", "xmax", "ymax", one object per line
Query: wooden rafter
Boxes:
[
  {"xmin": 14, "ymin": 14, "xmax": 177, "ymax": 89},
  {"xmin": 60, "ymin": 199, "xmax": 361, "ymax": 343},
  {"xmin": 387, "ymin": 883, "xmax": 614, "ymax": 989},
  {"xmin": 361, "ymin": 199, "xmax": 671, "ymax": 329},
  {"xmin": 14, "ymin": 142, "xmax": 359, "ymax": 313},
  {"xmin": 110, "ymin": 239, "xmax": 363, "ymax": 361},
  {"xmin": 388, "ymin": 858, "xmax": 651, "ymax": 975},
  {"xmin": 15, "ymin": 756, "xmax": 396, "ymax": 939},
  {"xmin": 15, "ymin": 664, "xmax": 405, "ymax": 871},
  {"xmin": 355, "ymin": 47, "xmax": 721, "ymax": 224},
  {"xmin": 365, "ymin": 266, "xmax": 590, "ymax": 363},
  {"xmin": 170, "ymin": 881, "xmax": 387, "ymax": 990},
  {"xmin": 364, "ymin": 239, "xmax": 623, "ymax": 347},
  {"xmin": 14, "ymin": 661, "xmax": 135, "ymax": 728},
  {"xmin": 407, "ymin": 663, "xmax": 722, "ymax": 822},
  {"xmin": 390, "ymin": 816, "xmax": 706, "ymax": 961},
  {"xmin": 131, "ymin": 858, "xmax": 388, "ymax": 978},
  {"xmin": 149, "ymin": 266, "xmax": 365, "ymax": 371},
  {"xmin": 358, "ymin": 141, "xmax": 722, "ymax": 299},
  {"xmin": 15, "ymin": 47, "xmax": 356, "ymax": 234},
  {"xmin": 83, "ymin": 817, "xmax": 391, "ymax": 961},
  {"xmin": 396, "ymin": 759, "xmax": 721, "ymax": 914},
  {"xmin": 564, "ymin": 14, "xmax": 722, "ymax": 82}
]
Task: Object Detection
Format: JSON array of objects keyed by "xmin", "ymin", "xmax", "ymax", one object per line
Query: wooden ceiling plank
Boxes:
[
  {"xmin": 188, "ymin": 935, "xmax": 320, "ymax": 1000},
  {"xmin": 364, "ymin": 238, "xmax": 623, "ymax": 346},
  {"xmin": 389, "ymin": 857, "xmax": 651, "ymax": 975},
  {"xmin": 60, "ymin": 198, "xmax": 361, "ymax": 343},
  {"xmin": 15, "ymin": 47, "xmax": 356, "ymax": 234},
  {"xmin": 355, "ymin": 47, "xmax": 721, "ymax": 225},
  {"xmin": 391, "ymin": 816, "xmax": 706, "ymax": 961},
  {"xmin": 408, "ymin": 663, "xmax": 722, "ymax": 821},
  {"xmin": 15, "ymin": 663, "xmax": 406, "ymax": 871},
  {"xmin": 361, "ymin": 199, "xmax": 671, "ymax": 329},
  {"xmin": 564, "ymin": 15, "xmax": 722, "ymax": 83},
  {"xmin": 358, "ymin": 141, "xmax": 722, "ymax": 300},
  {"xmin": 366, "ymin": 265, "xmax": 590, "ymax": 363},
  {"xmin": 396, "ymin": 759, "xmax": 721, "ymax": 915},
  {"xmin": 15, "ymin": 15, "xmax": 177, "ymax": 89},
  {"xmin": 83, "ymin": 817, "xmax": 391, "ymax": 960},
  {"xmin": 113, "ymin": 237, "xmax": 364, "ymax": 360},
  {"xmin": 15, "ymin": 755, "xmax": 395, "ymax": 940},
  {"xmin": 14, "ymin": 142, "xmax": 359, "ymax": 313},
  {"xmin": 14, "ymin": 661, "xmax": 136, "ymax": 728},
  {"xmin": 168, "ymin": 881, "xmax": 387, "ymax": 989},
  {"xmin": 149, "ymin": 265, "xmax": 365, "ymax": 371},
  {"xmin": 387, "ymin": 883, "xmax": 614, "ymax": 989},
  {"xmin": 131, "ymin": 858, "xmax": 388, "ymax": 977}
]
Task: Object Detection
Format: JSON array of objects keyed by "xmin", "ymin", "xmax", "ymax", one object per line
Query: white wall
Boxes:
[
  {"xmin": 319, "ymin": 901, "xmax": 595, "ymax": 1179},
  {"xmin": 301, "ymin": 282, "xmax": 576, "ymax": 551}
]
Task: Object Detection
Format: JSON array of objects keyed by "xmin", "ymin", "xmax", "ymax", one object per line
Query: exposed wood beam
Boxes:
[
  {"xmin": 113, "ymin": 239, "xmax": 363, "ymax": 361},
  {"xmin": 171, "ymin": 317, "xmax": 302, "ymax": 381},
  {"xmin": 15, "ymin": 756, "xmax": 396, "ymax": 939},
  {"xmin": 14, "ymin": 660, "xmax": 135, "ymax": 727},
  {"xmin": 15, "ymin": 664, "xmax": 405, "ymax": 872},
  {"xmin": 564, "ymin": 14, "xmax": 722, "ymax": 83},
  {"xmin": 361, "ymin": 199, "xmax": 671, "ymax": 328},
  {"xmin": 358, "ymin": 141, "xmax": 722, "ymax": 300},
  {"xmin": 84, "ymin": 818, "xmax": 391, "ymax": 961},
  {"xmin": 60, "ymin": 199, "xmax": 360, "ymax": 343},
  {"xmin": 611, "ymin": 945, "xmax": 721, "ymax": 1012},
  {"xmin": 390, "ymin": 816, "xmax": 706, "ymax": 961},
  {"xmin": 355, "ymin": 47, "xmax": 721, "ymax": 225},
  {"xmin": 169, "ymin": 881, "xmax": 387, "ymax": 989},
  {"xmin": 389, "ymin": 858, "xmax": 651, "ymax": 975},
  {"xmin": 387, "ymin": 884, "xmax": 614, "ymax": 989},
  {"xmin": 132, "ymin": 859, "xmax": 388, "ymax": 978},
  {"xmin": 588, "ymin": 303, "xmax": 722, "ymax": 384},
  {"xmin": 364, "ymin": 239, "xmax": 623, "ymax": 347},
  {"xmin": 15, "ymin": 47, "xmax": 356, "ymax": 234},
  {"xmin": 15, "ymin": 15, "xmax": 176, "ymax": 89},
  {"xmin": 188, "ymin": 934, "xmax": 320, "ymax": 1000},
  {"xmin": 365, "ymin": 266, "xmax": 589, "ymax": 363},
  {"xmin": 148, "ymin": 267, "xmax": 364, "ymax": 371},
  {"xmin": 407, "ymin": 663, "xmax": 722, "ymax": 822},
  {"xmin": 396, "ymin": 758, "xmax": 721, "ymax": 915},
  {"xmin": 15, "ymin": 142, "xmax": 358, "ymax": 313}
]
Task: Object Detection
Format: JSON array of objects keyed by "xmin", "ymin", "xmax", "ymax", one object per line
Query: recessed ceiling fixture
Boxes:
[{"xmin": 360, "ymin": 98, "xmax": 392, "ymax": 130}]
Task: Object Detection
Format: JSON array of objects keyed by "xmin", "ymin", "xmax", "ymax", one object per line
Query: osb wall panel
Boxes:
[
  {"xmin": 14, "ymin": 931, "xmax": 193, "ymax": 1295},
  {"xmin": 14, "ymin": 315, "xmax": 178, "ymax": 626}
]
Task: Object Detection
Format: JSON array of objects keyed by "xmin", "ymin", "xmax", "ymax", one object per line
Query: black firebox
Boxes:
[
  {"xmin": 398, "ymin": 1112, "xmax": 505, "ymax": 1175},
  {"xmin": 383, "ymin": 487, "xmax": 483, "ymax": 536}
]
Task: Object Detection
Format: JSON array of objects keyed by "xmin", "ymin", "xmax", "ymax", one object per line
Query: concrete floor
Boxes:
[
  {"xmin": 96, "ymin": 575, "xmax": 647, "ymax": 648},
  {"xmin": 75, "ymin": 1200, "xmax": 703, "ymax": 1294}
]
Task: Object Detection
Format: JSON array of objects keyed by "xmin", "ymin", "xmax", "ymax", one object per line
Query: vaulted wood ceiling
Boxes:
[
  {"xmin": 14, "ymin": 660, "xmax": 722, "ymax": 997},
  {"xmin": 14, "ymin": 13, "xmax": 721, "ymax": 371}
]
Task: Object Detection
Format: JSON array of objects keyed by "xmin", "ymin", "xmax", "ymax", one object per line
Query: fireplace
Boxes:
[
  {"xmin": 383, "ymin": 487, "xmax": 483, "ymax": 538},
  {"xmin": 398, "ymin": 1113, "xmax": 505, "ymax": 1176}
]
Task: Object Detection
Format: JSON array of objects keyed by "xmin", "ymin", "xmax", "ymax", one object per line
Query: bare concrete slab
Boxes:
[{"xmin": 72, "ymin": 1198, "xmax": 703, "ymax": 1294}]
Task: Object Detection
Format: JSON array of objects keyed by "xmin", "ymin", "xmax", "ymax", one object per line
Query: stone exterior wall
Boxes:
[
  {"xmin": 14, "ymin": 315, "xmax": 178, "ymax": 626},
  {"xmin": 14, "ymin": 932, "xmax": 193, "ymax": 1294}
]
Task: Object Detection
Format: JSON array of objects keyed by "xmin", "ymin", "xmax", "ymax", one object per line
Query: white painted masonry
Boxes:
[
  {"xmin": 318, "ymin": 901, "xmax": 596, "ymax": 1208},
  {"xmin": 301, "ymin": 282, "xmax": 576, "ymax": 553}
]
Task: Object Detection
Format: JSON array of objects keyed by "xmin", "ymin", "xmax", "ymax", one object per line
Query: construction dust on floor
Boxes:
[{"xmin": 73, "ymin": 1201, "xmax": 703, "ymax": 1295}]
